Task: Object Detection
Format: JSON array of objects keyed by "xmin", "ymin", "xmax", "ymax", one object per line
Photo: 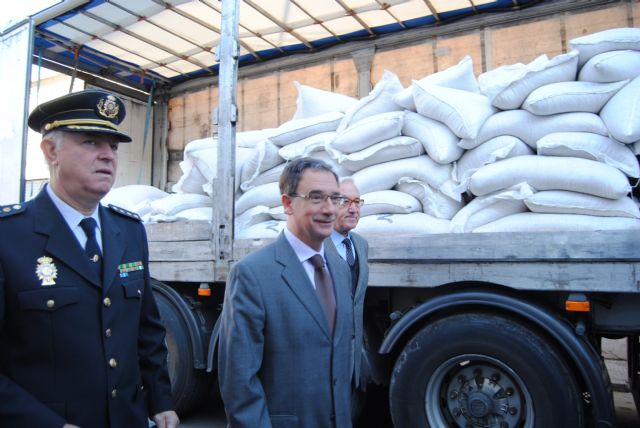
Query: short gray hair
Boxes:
[{"xmin": 44, "ymin": 130, "xmax": 64, "ymax": 150}]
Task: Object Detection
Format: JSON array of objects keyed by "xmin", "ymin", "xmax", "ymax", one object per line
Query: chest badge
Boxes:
[
  {"xmin": 118, "ymin": 261, "xmax": 144, "ymax": 278},
  {"xmin": 36, "ymin": 256, "xmax": 58, "ymax": 286}
]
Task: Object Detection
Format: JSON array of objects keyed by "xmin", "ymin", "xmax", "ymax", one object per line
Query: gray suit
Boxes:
[
  {"xmin": 218, "ymin": 233, "xmax": 354, "ymax": 428},
  {"xmin": 326, "ymin": 232, "xmax": 369, "ymax": 388}
]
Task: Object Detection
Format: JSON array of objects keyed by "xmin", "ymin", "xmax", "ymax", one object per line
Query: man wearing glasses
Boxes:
[
  {"xmin": 327, "ymin": 179, "xmax": 369, "ymax": 397},
  {"xmin": 218, "ymin": 158, "xmax": 354, "ymax": 427}
]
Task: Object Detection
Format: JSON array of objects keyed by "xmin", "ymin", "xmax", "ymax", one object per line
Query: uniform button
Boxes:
[
  {"xmin": 111, "ymin": 388, "xmax": 117, "ymax": 398},
  {"xmin": 105, "ymin": 328, "xmax": 112, "ymax": 337},
  {"xmin": 103, "ymin": 297, "xmax": 111, "ymax": 307},
  {"xmin": 109, "ymin": 358, "xmax": 118, "ymax": 368},
  {"xmin": 46, "ymin": 299, "xmax": 55, "ymax": 308}
]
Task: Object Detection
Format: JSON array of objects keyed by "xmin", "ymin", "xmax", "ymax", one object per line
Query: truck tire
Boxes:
[
  {"xmin": 389, "ymin": 313, "xmax": 584, "ymax": 428},
  {"xmin": 155, "ymin": 292, "xmax": 211, "ymax": 415}
]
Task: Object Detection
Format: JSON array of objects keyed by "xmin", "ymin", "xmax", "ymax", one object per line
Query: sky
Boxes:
[{"xmin": 0, "ymin": 0, "xmax": 60, "ymax": 31}]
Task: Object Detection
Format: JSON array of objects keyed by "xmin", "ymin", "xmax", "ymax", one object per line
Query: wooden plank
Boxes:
[
  {"xmin": 365, "ymin": 231, "xmax": 640, "ymax": 262},
  {"xmin": 144, "ymin": 221, "xmax": 211, "ymax": 242},
  {"xmin": 368, "ymin": 261, "xmax": 640, "ymax": 292},
  {"xmin": 148, "ymin": 240, "xmax": 213, "ymax": 261},
  {"xmin": 148, "ymin": 261, "xmax": 218, "ymax": 283}
]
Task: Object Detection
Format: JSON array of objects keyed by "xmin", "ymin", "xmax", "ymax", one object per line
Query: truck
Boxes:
[{"xmin": 2, "ymin": 0, "xmax": 639, "ymax": 427}]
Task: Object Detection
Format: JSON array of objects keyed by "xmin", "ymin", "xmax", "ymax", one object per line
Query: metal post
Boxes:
[{"xmin": 213, "ymin": 0, "xmax": 239, "ymax": 278}]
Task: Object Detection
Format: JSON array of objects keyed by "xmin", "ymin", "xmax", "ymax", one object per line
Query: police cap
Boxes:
[{"xmin": 28, "ymin": 89, "xmax": 132, "ymax": 142}]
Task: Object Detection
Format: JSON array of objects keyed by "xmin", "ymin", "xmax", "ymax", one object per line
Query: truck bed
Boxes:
[{"xmin": 145, "ymin": 221, "xmax": 640, "ymax": 293}]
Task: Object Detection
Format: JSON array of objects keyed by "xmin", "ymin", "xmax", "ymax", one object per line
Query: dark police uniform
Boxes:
[{"xmin": 0, "ymin": 90, "xmax": 174, "ymax": 427}]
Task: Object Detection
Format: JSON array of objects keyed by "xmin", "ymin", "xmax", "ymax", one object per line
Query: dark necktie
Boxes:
[
  {"xmin": 309, "ymin": 254, "xmax": 336, "ymax": 334},
  {"xmin": 80, "ymin": 217, "xmax": 102, "ymax": 278},
  {"xmin": 343, "ymin": 238, "xmax": 355, "ymax": 267}
]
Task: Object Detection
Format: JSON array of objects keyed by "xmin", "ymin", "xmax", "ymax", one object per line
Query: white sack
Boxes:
[
  {"xmin": 395, "ymin": 178, "xmax": 463, "ymax": 219},
  {"xmin": 291, "ymin": 81, "xmax": 358, "ymax": 119},
  {"xmin": 522, "ymin": 79, "xmax": 628, "ymax": 115},
  {"xmin": 236, "ymin": 128, "xmax": 278, "ymax": 149},
  {"xmin": 579, "ymin": 50, "xmax": 640, "ymax": 83},
  {"xmin": 450, "ymin": 183, "xmax": 534, "ymax": 233},
  {"xmin": 525, "ymin": 191, "xmax": 640, "ymax": 218},
  {"xmin": 459, "ymin": 110, "xmax": 609, "ymax": 150},
  {"xmin": 413, "ymin": 81, "xmax": 496, "ymax": 139},
  {"xmin": 359, "ymin": 190, "xmax": 422, "ymax": 217},
  {"xmin": 468, "ymin": 155, "xmax": 631, "ymax": 199},
  {"xmin": 268, "ymin": 112, "xmax": 343, "ymax": 146},
  {"xmin": 355, "ymin": 212, "xmax": 451, "ymax": 236},
  {"xmin": 102, "ymin": 185, "xmax": 169, "ymax": 215},
  {"xmin": 394, "ymin": 56, "xmax": 479, "ymax": 111},
  {"xmin": 235, "ymin": 220, "xmax": 286, "ymax": 240},
  {"xmin": 402, "ymin": 111, "xmax": 463, "ymax": 164},
  {"xmin": 330, "ymin": 111, "xmax": 405, "ymax": 154},
  {"xmin": 235, "ymin": 205, "xmax": 273, "ymax": 230},
  {"xmin": 478, "ymin": 50, "xmax": 579, "ymax": 110},
  {"xmin": 150, "ymin": 193, "xmax": 212, "ymax": 216},
  {"xmin": 240, "ymin": 139, "xmax": 284, "ymax": 186},
  {"xmin": 240, "ymin": 163, "xmax": 287, "ymax": 192},
  {"xmin": 443, "ymin": 136, "xmax": 534, "ymax": 201},
  {"xmin": 278, "ymin": 132, "xmax": 335, "ymax": 160},
  {"xmin": 338, "ymin": 70, "xmax": 403, "ymax": 131},
  {"xmin": 235, "ymin": 182, "xmax": 282, "ymax": 215},
  {"xmin": 172, "ymin": 138, "xmax": 253, "ymax": 194},
  {"xmin": 634, "ymin": 141, "xmax": 640, "ymax": 155},
  {"xmin": 569, "ymin": 27, "xmax": 640, "ymax": 68},
  {"xmin": 352, "ymin": 155, "xmax": 452, "ymax": 195},
  {"xmin": 600, "ymin": 75, "xmax": 640, "ymax": 143},
  {"xmin": 173, "ymin": 207, "xmax": 212, "ymax": 222},
  {"xmin": 329, "ymin": 136, "xmax": 423, "ymax": 172},
  {"xmin": 536, "ymin": 132, "xmax": 639, "ymax": 178},
  {"xmin": 474, "ymin": 212, "xmax": 640, "ymax": 233}
]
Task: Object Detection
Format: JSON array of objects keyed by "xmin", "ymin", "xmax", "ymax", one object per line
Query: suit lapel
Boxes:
[
  {"xmin": 99, "ymin": 206, "xmax": 124, "ymax": 294},
  {"xmin": 33, "ymin": 191, "xmax": 101, "ymax": 287},
  {"xmin": 275, "ymin": 234, "xmax": 332, "ymax": 339}
]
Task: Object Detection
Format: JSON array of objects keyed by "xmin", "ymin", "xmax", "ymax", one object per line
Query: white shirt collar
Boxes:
[
  {"xmin": 46, "ymin": 184, "xmax": 101, "ymax": 231},
  {"xmin": 283, "ymin": 226, "xmax": 325, "ymax": 263}
]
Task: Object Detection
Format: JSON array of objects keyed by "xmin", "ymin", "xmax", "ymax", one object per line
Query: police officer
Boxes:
[{"xmin": 0, "ymin": 90, "xmax": 179, "ymax": 427}]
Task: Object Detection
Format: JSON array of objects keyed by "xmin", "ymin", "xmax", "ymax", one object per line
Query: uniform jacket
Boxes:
[
  {"xmin": 326, "ymin": 232, "xmax": 369, "ymax": 388},
  {"xmin": 218, "ymin": 232, "xmax": 354, "ymax": 428},
  {"xmin": 0, "ymin": 189, "xmax": 174, "ymax": 428}
]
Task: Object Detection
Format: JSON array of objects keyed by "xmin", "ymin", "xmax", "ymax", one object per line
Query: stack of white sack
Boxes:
[{"xmin": 110, "ymin": 27, "xmax": 640, "ymax": 238}]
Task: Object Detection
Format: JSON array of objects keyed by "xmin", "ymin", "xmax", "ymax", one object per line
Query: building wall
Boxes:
[{"xmin": 163, "ymin": 2, "xmax": 637, "ymax": 188}]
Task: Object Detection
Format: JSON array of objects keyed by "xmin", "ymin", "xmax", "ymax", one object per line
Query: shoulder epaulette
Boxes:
[
  {"xmin": 0, "ymin": 203, "xmax": 27, "ymax": 218},
  {"xmin": 108, "ymin": 204, "xmax": 141, "ymax": 221}
]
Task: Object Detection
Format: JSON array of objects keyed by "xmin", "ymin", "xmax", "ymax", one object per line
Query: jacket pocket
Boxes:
[
  {"xmin": 18, "ymin": 287, "xmax": 79, "ymax": 311},
  {"xmin": 121, "ymin": 279, "xmax": 144, "ymax": 299}
]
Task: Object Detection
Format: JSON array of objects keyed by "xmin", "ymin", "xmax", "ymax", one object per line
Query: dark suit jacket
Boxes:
[
  {"xmin": 218, "ymin": 232, "xmax": 354, "ymax": 428},
  {"xmin": 326, "ymin": 232, "xmax": 369, "ymax": 388},
  {"xmin": 0, "ymin": 189, "xmax": 174, "ymax": 428}
]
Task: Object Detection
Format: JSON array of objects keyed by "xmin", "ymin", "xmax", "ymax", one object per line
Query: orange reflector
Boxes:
[
  {"xmin": 198, "ymin": 285, "xmax": 212, "ymax": 297},
  {"xmin": 565, "ymin": 300, "xmax": 590, "ymax": 312}
]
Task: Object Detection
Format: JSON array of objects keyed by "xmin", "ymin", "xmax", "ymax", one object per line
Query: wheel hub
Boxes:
[{"xmin": 445, "ymin": 363, "xmax": 524, "ymax": 428}]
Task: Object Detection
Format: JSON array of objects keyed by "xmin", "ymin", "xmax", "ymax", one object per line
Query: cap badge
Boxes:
[
  {"xmin": 36, "ymin": 256, "xmax": 58, "ymax": 286},
  {"xmin": 97, "ymin": 95, "xmax": 119, "ymax": 119}
]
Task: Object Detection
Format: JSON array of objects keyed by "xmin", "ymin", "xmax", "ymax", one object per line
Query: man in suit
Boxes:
[
  {"xmin": 0, "ymin": 90, "xmax": 179, "ymax": 428},
  {"xmin": 218, "ymin": 158, "xmax": 354, "ymax": 428},
  {"xmin": 326, "ymin": 178, "xmax": 369, "ymax": 391}
]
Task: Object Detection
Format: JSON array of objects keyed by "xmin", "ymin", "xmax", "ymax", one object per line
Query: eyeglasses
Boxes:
[
  {"xmin": 290, "ymin": 192, "xmax": 346, "ymax": 206},
  {"xmin": 340, "ymin": 197, "xmax": 364, "ymax": 208}
]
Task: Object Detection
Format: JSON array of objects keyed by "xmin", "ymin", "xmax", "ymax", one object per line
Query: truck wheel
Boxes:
[
  {"xmin": 155, "ymin": 293, "xmax": 211, "ymax": 415},
  {"xmin": 389, "ymin": 313, "xmax": 584, "ymax": 428}
]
